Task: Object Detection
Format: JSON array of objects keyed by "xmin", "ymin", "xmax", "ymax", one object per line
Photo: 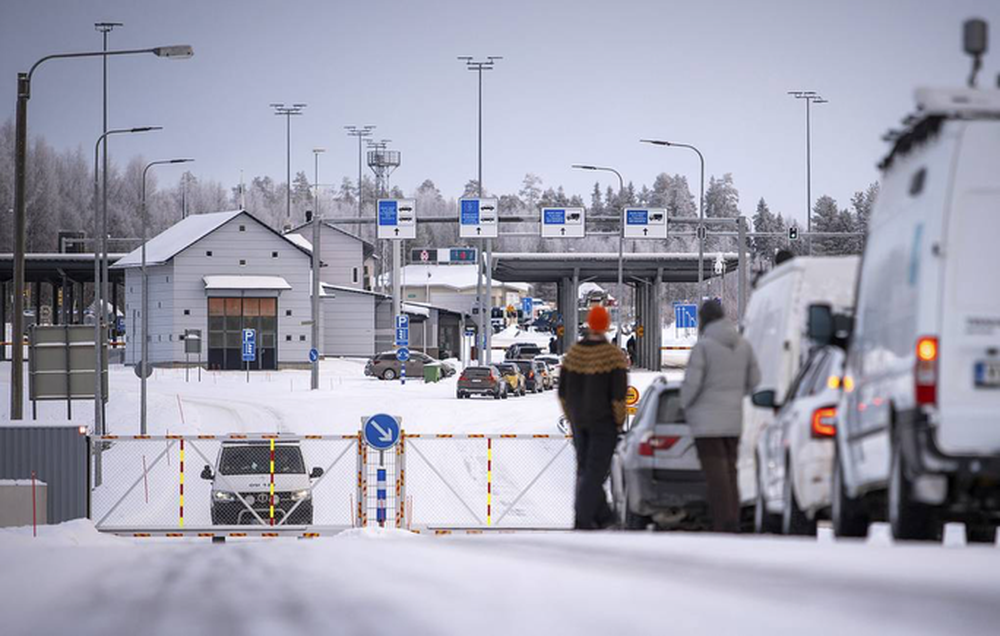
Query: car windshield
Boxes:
[
  {"xmin": 513, "ymin": 361, "xmax": 532, "ymax": 373},
  {"xmin": 498, "ymin": 364, "xmax": 516, "ymax": 374},
  {"xmin": 219, "ymin": 445, "xmax": 305, "ymax": 475}
]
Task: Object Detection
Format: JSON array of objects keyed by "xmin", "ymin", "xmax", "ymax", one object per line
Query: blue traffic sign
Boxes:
[
  {"xmin": 396, "ymin": 347, "xmax": 410, "ymax": 362},
  {"xmin": 395, "ymin": 327, "xmax": 409, "ymax": 346},
  {"xmin": 378, "ymin": 200, "xmax": 398, "ymax": 226},
  {"xmin": 308, "ymin": 348, "xmax": 319, "ymax": 363},
  {"xmin": 465, "ymin": 326, "xmax": 476, "ymax": 337},
  {"xmin": 627, "ymin": 209, "xmax": 649, "ymax": 225},
  {"xmin": 460, "ymin": 199, "xmax": 480, "ymax": 225},
  {"xmin": 363, "ymin": 413, "xmax": 401, "ymax": 450},
  {"xmin": 543, "ymin": 208, "xmax": 565, "ymax": 225},
  {"xmin": 521, "ymin": 297, "xmax": 533, "ymax": 317},
  {"xmin": 242, "ymin": 328, "xmax": 256, "ymax": 362},
  {"xmin": 395, "ymin": 315, "xmax": 409, "ymax": 330},
  {"xmin": 674, "ymin": 303, "xmax": 698, "ymax": 330}
]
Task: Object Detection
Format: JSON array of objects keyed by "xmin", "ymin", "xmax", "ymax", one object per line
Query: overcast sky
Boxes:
[{"xmin": 3, "ymin": 0, "xmax": 999, "ymax": 224}]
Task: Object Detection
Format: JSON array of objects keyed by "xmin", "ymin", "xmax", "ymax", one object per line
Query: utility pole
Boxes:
[
  {"xmin": 310, "ymin": 148, "xmax": 325, "ymax": 391},
  {"xmin": 345, "ymin": 125, "xmax": 376, "ymax": 228},
  {"xmin": 270, "ymin": 103, "xmax": 306, "ymax": 222},
  {"xmin": 458, "ymin": 55, "xmax": 502, "ymax": 363},
  {"xmin": 788, "ymin": 91, "xmax": 828, "ymax": 256}
]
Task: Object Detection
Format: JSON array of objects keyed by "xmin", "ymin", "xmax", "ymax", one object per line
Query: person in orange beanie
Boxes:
[{"xmin": 557, "ymin": 305, "xmax": 628, "ymax": 529}]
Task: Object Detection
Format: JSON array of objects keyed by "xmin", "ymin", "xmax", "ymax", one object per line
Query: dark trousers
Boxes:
[
  {"xmin": 572, "ymin": 426, "xmax": 617, "ymax": 530},
  {"xmin": 694, "ymin": 436, "xmax": 740, "ymax": 533}
]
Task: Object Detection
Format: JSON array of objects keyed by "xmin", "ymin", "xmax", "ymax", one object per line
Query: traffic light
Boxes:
[{"xmin": 788, "ymin": 226, "xmax": 799, "ymax": 241}]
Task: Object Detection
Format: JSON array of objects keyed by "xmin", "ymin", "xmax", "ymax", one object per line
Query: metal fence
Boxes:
[{"xmin": 88, "ymin": 432, "xmax": 575, "ymax": 535}]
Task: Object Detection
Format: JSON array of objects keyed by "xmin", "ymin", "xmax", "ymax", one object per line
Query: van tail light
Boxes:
[
  {"xmin": 638, "ymin": 435, "xmax": 680, "ymax": 456},
  {"xmin": 915, "ymin": 336, "xmax": 938, "ymax": 406},
  {"xmin": 811, "ymin": 406, "xmax": 837, "ymax": 438},
  {"xmin": 529, "ymin": 371, "xmax": 535, "ymax": 378}
]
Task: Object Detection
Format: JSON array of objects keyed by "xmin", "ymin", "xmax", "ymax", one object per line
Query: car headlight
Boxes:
[
  {"xmin": 291, "ymin": 489, "xmax": 311, "ymax": 501},
  {"xmin": 213, "ymin": 490, "xmax": 235, "ymax": 502}
]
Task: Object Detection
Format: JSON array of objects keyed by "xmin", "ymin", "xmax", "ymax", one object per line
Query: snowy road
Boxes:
[{"xmin": 2, "ymin": 522, "xmax": 998, "ymax": 636}]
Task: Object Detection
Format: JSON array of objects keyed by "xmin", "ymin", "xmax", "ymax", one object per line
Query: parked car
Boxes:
[
  {"xmin": 201, "ymin": 439, "xmax": 323, "ymax": 525},
  {"xmin": 456, "ymin": 365, "xmax": 506, "ymax": 399},
  {"xmin": 364, "ymin": 350, "xmax": 452, "ymax": 381},
  {"xmin": 752, "ymin": 342, "xmax": 846, "ymax": 535},
  {"xmin": 834, "ymin": 85, "xmax": 1000, "ymax": 543},
  {"xmin": 505, "ymin": 342, "xmax": 543, "ymax": 360},
  {"xmin": 610, "ymin": 378, "xmax": 707, "ymax": 530},
  {"xmin": 738, "ymin": 256, "xmax": 859, "ymax": 515},
  {"xmin": 535, "ymin": 354, "xmax": 562, "ymax": 385},
  {"xmin": 511, "ymin": 359, "xmax": 546, "ymax": 393},
  {"xmin": 537, "ymin": 361, "xmax": 555, "ymax": 390},
  {"xmin": 496, "ymin": 363, "xmax": 527, "ymax": 397}
]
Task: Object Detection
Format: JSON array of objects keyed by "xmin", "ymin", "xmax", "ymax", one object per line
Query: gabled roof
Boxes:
[
  {"xmin": 112, "ymin": 210, "xmax": 311, "ymax": 268},
  {"xmin": 284, "ymin": 219, "xmax": 376, "ymax": 260}
]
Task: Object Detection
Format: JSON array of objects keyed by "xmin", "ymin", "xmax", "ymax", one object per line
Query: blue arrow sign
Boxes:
[
  {"xmin": 363, "ymin": 413, "xmax": 401, "ymax": 450},
  {"xmin": 396, "ymin": 347, "xmax": 410, "ymax": 362},
  {"xmin": 674, "ymin": 303, "xmax": 698, "ymax": 330},
  {"xmin": 308, "ymin": 348, "xmax": 319, "ymax": 363},
  {"xmin": 521, "ymin": 297, "xmax": 533, "ymax": 316}
]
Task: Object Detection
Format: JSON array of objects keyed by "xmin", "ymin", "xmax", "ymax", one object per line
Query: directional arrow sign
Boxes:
[
  {"xmin": 541, "ymin": 207, "xmax": 585, "ymax": 238},
  {"xmin": 377, "ymin": 199, "xmax": 416, "ymax": 240},
  {"xmin": 459, "ymin": 198, "xmax": 499, "ymax": 238},
  {"xmin": 363, "ymin": 413, "xmax": 401, "ymax": 450},
  {"xmin": 623, "ymin": 207, "xmax": 667, "ymax": 239}
]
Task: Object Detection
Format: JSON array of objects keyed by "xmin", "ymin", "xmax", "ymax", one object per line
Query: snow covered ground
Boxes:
[{"xmin": 1, "ymin": 520, "xmax": 998, "ymax": 636}]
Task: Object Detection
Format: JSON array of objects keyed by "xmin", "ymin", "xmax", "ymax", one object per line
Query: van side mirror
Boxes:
[
  {"xmin": 807, "ymin": 303, "xmax": 835, "ymax": 346},
  {"xmin": 833, "ymin": 313, "xmax": 854, "ymax": 346},
  {"xmin": 201, "ymin": 465, "xmax": 214, "ymax": 480},
  {"xmin": 310, "ymin": 467, "xmax": 324, "ymax": 479},
  {"xmin": 752, "ymin": 389, "xmax": 779, "ymax": 410}
]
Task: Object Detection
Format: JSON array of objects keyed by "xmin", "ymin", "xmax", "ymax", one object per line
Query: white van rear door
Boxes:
[{"xmin": 938, "ymin": 190, "xmax": 1000, "ymax": 454}]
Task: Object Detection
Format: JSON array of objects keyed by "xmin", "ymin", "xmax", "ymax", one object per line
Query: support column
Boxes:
[
  {"xmin": 568, "ymin": 269, "xmax": 579, "ymax": 347},
  {"xmin": 653, "ymin": 268, "xmax": 663, "ymax": 372},
  {"xmin": 33, "ymin": 282, "xmax": 41, "ymax": 327},
  {"xmin": 1, "ymin": 281, "xmax": 6, "ymax": 361},
  {"xmin": 635, "ymin": 282, "xmax": 645, "ymax": 370},
  {"xmin": 51, "ymin": 281, "xmax": 59, "ymax": 326},
  {"xmin": 737, "ymin": 216, "xmax": 748, "ymax": 328}
]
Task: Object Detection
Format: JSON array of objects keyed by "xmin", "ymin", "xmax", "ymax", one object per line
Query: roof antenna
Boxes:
[{"xmin": 964, "ymin": 18, "xmax": 988, "ymax": 88}]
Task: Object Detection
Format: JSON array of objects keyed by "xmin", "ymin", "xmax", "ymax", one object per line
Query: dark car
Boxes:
[
  {"xmin": 505, "ymin": 342, "xmax": 543, "ymax": 361},
  {"xmin": 457, "ymin": 365, "xmax": 506, "ymax": 399},
  {"xmin": 511, "ymin": 359, "xmax": 547, "ymax": 393},
  {"xmin": 364, "ymin": 350, "xmax": 455, "ymax": 381},
  {"xmin": 610, "ymin": 378, "xmax": 708, "ymax": 530}
]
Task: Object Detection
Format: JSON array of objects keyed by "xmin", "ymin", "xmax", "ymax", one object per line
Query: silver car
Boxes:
[{"xmin": 610, "ymin": 378, "xmax": 708, "ymax": 530}]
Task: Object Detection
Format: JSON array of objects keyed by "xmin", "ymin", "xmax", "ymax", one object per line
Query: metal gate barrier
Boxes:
[{"xmin": 89, "ymin": 432, "xmax": 575, "ymax": 535}]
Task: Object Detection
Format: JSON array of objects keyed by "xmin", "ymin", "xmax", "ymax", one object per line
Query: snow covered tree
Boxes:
[{"xmin": 518, "ymin": 173, "xmax": 542, "ymax": 211}]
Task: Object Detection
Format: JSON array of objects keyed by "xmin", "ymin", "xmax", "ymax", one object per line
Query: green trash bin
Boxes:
[{"xmin": 423, "ymin": 363, "xmax": 442, "ymax": 383}]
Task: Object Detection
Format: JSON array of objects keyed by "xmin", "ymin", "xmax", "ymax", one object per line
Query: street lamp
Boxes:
[
  {"xmin": 458, "ymin": 56, "xmax": 502, "ymax": 362},
  {"xmin": 93, "ymin": 126, "xmax": 162, "ymax": 432},
  {"xmin": 639, "ymin": 139, "xmax": 707, "ymax": 301},
  {"xmin": 140, "ymin": 159, "xmax": 193, "ymax": 434},
  {"xmin": 572, "ymin": 164, "xmax": 625, "ymax": 348},
  {"xmin": 271, "ymin": 103, "xmax": 307, "ymax": 221},
  {"xmin": 8, "ymin": 42, "xmax": 193, "ymax": 420},
  {"xmin": 310, "ymin": 148, "xmax": 325, "ymax": 392},
  {"xmin": 788, "ymin": 91, "xmax": 828, "ymax": 255},
  {"xmin": 345, "ymin": 125, "xmax": 376, "ymax": 222}
]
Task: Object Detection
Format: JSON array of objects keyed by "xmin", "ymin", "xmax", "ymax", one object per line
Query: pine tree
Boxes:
[
  {"xmin": 518, "ymin": 173, "xmax": 542, "ymax": 211},
  {"xmin": 590, "ymin": 182, "xmax": 604, "ymax": 216},
  {"xmin": 811, "ymin": 195, "xmax": 853, "ymax": 255}
]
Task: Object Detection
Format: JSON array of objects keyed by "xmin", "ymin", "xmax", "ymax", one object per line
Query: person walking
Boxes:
[
  {"xmin": 558, "ymin": 306, "xmax": 629, "ymax": 530},
  {"xmin": 680, "ymin": 300, "xmax": 761, "ymax": 533}
]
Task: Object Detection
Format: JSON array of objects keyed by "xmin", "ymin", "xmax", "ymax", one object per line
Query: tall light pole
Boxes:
[
  {"xmin": 8, "ymin": 43, "xmax": 193, "ymax": 421},
  {"xmin": 310, "ymin": 148, "xmax": 325, "ymax": 391},
  {"xmin": 270, "ymin": 103, "xmax": 306, "ymax": 221},
  {"xmin": 93, "ymin": 126, "xmax": 161, "ymax": 432},
  {"xmin": 788, "ymin": 91, "xmax": 828, "ymax": 255},
  {"xmin": 141, "ymin": 158, "xmax": 193, "ymax": 434},
  {"xmin": 640, "ymin": 139, "xmax": 706, "ymax": 301},
  {"xmin": 572, "ymin": 164, "xmax": 625, "ymax": 347},
  {"xmin": 345, "ymin": 125, "xmax": 375, "ymax": 225},
  {"xmin": 458, "ymin": 55, "xmax": 502, "ymax": 362}
]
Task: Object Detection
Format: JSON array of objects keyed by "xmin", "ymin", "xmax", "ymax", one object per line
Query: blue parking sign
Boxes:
[{"xmin": 242, "ymin": 328, "xmax": 256, "ymax": 362}]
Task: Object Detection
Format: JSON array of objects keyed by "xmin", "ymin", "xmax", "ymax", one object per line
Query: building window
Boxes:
[
  {"xmin": 206, "ymin": 250, "xmax": 213, "ymax": 257},
  {"xmin": 285, "ymin": 335, "xmax": 292, "ymax": 342},
  {"xmin": 299, "ymin": 335, "xmax": 306, "ymax": 342},
  {"xmin": 353, "ymin": 268, "xmax": 359, "ymax": 284},
  {"xmin": 239, "ymin": 225, "xmax": 246, "ymax": 232},
  {"xmin": 166, "ymin": 276, "xmax": 170, "ymax": 283},
  {"xmin": 129, "ymin": 286, "xmax": 133, "ymax": 293},
  {"xmin": 272, "ymin": 251, "xmax": 278, "ymax": 258},
  {"xmin": 285, "ymin": 309, "xmax": 292, "ymax": 316},
  {"xmin": 179, "ymin": 334, "xmax": 185, "ymax": 340},
  {"xmin": 157, "ymin": 301, "xmax": 162, "ymax": 309},
  {"xmin": 239, "ymin": 259, "xmax": 247, "ymax": 267},
  {"xmin": 169, "ymin": 334, "xmax": 173, "ymax": 342},
  {"xmin": 183, "ymin": 309, "xmax": 190, "ymax": 316}
]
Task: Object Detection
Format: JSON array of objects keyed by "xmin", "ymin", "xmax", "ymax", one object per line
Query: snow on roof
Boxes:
[
  {"xmin": 285, "ymin": 233, "xmax": 312, "ymax": 252},
  {"xmin": 402, "ymin": 302, "xmax": 430, "ymax": 317},
  {"xmin": 112, "ymin": 210, "xmax": 243, "ymax": 268},
  {"xmin": 203, "ymin": 275, "xmax": 292, "ymax": 291},
  {"xmin": 320, "ymin": 282, "xmax": 389, "ymax": 299},
  {"xmin": 397, "ymin": 264, "xmax": 531, "ymax": 292}
]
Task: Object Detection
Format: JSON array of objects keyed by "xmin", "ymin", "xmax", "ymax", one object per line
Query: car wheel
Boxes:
[
  {"xmin": 966, "ymin": 523, "xmax": 997, "ymax": 544},
  {"xmin": 831, "ymin": 444, "xmax": 868, "ymax": 538},
  {"xmin": 382, "ymin": 368, "xmax": 397, "ymax": 381},
  {"xmin": 619, "ymin": 479, "xmax": 652, "ymax": 531},
  {"xmin": 888, "ymin": 429, "xmax": 940, "ymax": 542},
  {"xmin": 754, "ymin": 460, "xmax": 781, "ymax": 534},
  {"xmin": 502, "ymin": 389, "xmax": 508, "ymax": 400},
  {"xmin": 494, "ymin": 390, "xmax": 501, "ymax": 400},
  {"xmin": 782, "ymin": 454, "xmax": 816, "ymax": 536}
]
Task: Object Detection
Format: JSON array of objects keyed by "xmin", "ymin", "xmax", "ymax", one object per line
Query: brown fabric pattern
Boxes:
[{"xmin": 558, "ymin": 339, "xmax": 629, "ymax": 433}]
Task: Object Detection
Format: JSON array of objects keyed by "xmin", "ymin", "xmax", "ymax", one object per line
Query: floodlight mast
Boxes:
[
  {"xmin": 787, "ymin": 91, "xmax": 829, "ymax": 254},
  {"xmin": 271, "ymin": 103, "xmax": 306, "ymax": 221}
]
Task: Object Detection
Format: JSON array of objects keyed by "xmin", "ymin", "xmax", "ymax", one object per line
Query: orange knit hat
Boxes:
[{"xmin": 587, "ymin": 305, "xmax": 611, "ymax": 333}]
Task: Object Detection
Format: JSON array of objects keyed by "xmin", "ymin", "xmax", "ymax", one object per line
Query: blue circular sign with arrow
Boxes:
[
  {"xmin": 363, "ymin": 413, "xmax": 401, "ymax": 450},
  {"xmin": 396, "ymin": 347, "xmax": 410, "ymax": 362},
  {"xmin": 308, "ymin": 348, "xmax": 319, "ymax": 363}
]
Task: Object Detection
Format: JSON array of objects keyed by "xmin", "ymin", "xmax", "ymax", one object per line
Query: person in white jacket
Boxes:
[{"xmin": 681, "ymin": 300, "xmax": 761, "ymax": 533}]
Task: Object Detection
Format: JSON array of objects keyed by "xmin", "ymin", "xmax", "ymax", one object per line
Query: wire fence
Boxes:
[{"xmin": 88, "ymin": 432, "xmax": 576, "ymax": 535}]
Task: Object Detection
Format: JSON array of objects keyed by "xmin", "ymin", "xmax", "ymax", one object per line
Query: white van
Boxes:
[
  {"xmin": 738, "ymin": 256, "xmax": 859, "ymax": 524},
  {"xmin": 832, "ymin": 87, "xmax": 1000, "ymax": 542}
]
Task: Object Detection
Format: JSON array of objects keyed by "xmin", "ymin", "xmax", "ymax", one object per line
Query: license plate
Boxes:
[
  {"xmin": 472, "ymin": 379, "xmax": 482, "ymax": 383},
  {"xmin": 974, "ymin": 361, "xmax": 1000, "ymax": 388}
]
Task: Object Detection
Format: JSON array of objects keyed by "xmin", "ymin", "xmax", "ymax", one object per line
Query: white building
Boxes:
[{"xmin": 393, "ymin": 264, "xmax": 531, "ymax": 315}]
